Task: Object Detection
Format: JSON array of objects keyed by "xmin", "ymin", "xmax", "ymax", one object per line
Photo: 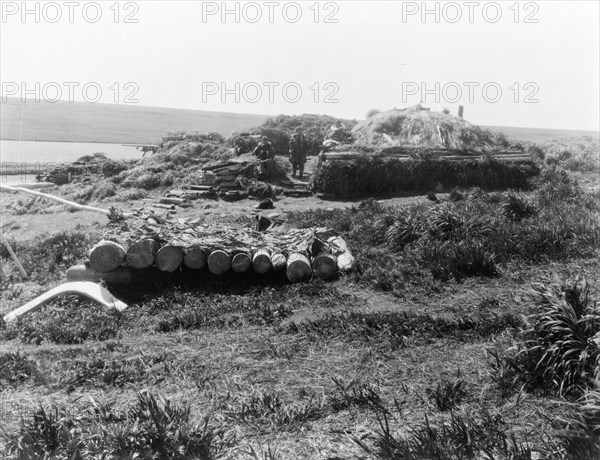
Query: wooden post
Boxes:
[
  {"xmin": 0, "ymin": 233, "xmax": 27, "ymax": 279},
  {"xmin": 458, "ymin": 105, "xmax": 464, "ymax": 118}
]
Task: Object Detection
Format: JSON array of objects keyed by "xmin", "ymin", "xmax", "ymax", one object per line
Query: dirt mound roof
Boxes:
[{"xmin": 351, "ymin": 104, "xmax": 496, "ymax": 151}]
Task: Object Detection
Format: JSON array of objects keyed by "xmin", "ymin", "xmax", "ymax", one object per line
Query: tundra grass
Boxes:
[{"xmin": 1, "ymin": 173, "xmax": 599, "ymax": 459}]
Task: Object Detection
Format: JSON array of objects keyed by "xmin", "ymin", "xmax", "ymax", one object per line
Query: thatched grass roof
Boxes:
[{"xmin": 351, "ymin": 104, "xmax": 497, "ymax": 152}]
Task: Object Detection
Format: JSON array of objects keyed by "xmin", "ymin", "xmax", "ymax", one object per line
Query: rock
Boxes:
[{"xmin": 255, "ymin": 198, "xmax": 275, "ymax": 210}]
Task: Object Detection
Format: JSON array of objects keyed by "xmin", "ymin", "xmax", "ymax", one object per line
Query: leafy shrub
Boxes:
[
  {"xmin": 354, "ymin": 409, "xmax": 532, "ymax": 460},
  {"xmin": 101, "ymin": 160, "xmax": 128, "ymax": 177},
  {"xmin": 490, "ymin": 279, "xmax": 600, "ymax": 398},
  {"xmin": 0, "ymin": 351, "xmax": 39, "ymax": 390},
  {"xmin": 1, "ymin": 232, "xmax": 95, "ymax": 284},
  {"xmin": 385, "ymin": 207, "xmax": 424, "ymax": 251},
  {"xmin": 426, "ymin": 378, "xmax": 468, "ymax": 411},
  {"xmin": 5, "ymin": 391, "xmax": 236, "ymax": 459},
  {"xmin": 91, "ymin": 180, "xmax": 117, "ymax": 200},
  {"xmin": 425, "ymin": 240, "xmax": 498, "ymax": 281},
  {"xmin": 500, "ymin": 193, "xmax": 537, "ymax": 221},
  {"xmin": 5, "ymin": 298, "xmax": 123, "ymax": 345}
]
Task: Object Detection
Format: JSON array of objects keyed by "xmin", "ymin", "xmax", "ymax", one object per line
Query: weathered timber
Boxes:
[
  {"xmin": 328, "ymin": 236, "xmax": 356, "ymax": 271},
  {"xmin": 208, "ymin": 250, "xmax": 231, "ymax": 275},
  {"xmin": 312, "ymin": 252, "xmax": 338, "ymax": 280},
  {"xmin": 88, "ymin": 240, "xmax": 126, "ymax": 273},
  {"xmin": 252, "ymin": 249, "xmax": 272, "ymax": 274},
  {"xmin": 272, "ymin": 253, "xmax": 287, "ymax": 271},
  {"xmin": 183, "ymin": 247, "xmax": 208, "ymax": 270},
  {"xmin": 287, "ymin": 253, "xmax": 312, "ymax": 283},
  {"xmin": 155, "ymin": 245, "xmax": 184, "ymax": 272},
  {"xmin": 232, "ymin": 251, "xmax": 252, "ymax": 273},
  {"xmin": 126, "ymin": 239, "xmax": 161, "ymax": 269},
  {"xmin": 66, "ymin": 264, "xmax": 133, "ymax": 284}
]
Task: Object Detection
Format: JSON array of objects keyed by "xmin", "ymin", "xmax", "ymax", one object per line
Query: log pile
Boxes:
[{"xmin": 69, "ymin": 216, "xmax": 356, "ymax": 284}]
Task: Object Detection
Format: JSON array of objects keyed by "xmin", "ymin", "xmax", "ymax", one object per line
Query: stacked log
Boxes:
[
  {"xmin": 208, "ymin": 250, "xmax": 231, "ymax": 275},
  {"xmin": 286, "ymin": 253, "xmax": 312, "ymax": 283},
  {"xmin": 155, "ymin": 245, "xmax": 184, "ymax": 272},
  {"xmin": 232, "ymin": 251, "xmax": 252, "ymax": 273},
  {"xmin": 89, "ymin": 240, "xmax": 126, "ymax": 273},
  {"xmin": 75, "ymin": 219, "xmax": 355, "ymax": 285},
  {"xmin": 328, "ymin": 236, "xmax": 356, "ymax": 272},
  {"xmin": 126, "ymin": 239, "xmax": 161, "ymax": 269},
  {"xmin": 183, "ymin": 247, "xmax": 208, "ymax": 270},
  {"xmin": 252, "ymin": 249, "xmax": 272, "ymax": 274}
]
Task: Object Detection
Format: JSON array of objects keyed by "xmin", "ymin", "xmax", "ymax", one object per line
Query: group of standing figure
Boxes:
[{"xmin": 252, "ymin": 126, "xmax": 309, "ymax": 180}]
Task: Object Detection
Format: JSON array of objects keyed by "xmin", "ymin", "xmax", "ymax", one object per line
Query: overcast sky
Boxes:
[{"xmin": 1, "ymin": 0, "xmax": 599, "ymax": 130}]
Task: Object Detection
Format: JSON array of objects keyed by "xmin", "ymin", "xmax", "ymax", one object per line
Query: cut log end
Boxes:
[
  {"xmin": 272, "ymin": 253, "xmax": 287, "ymax": 271},
  {"xmin": 287, "ymin": 253, "xmax": 312, "ymax": 283},
  {"xmin": 155, "ymin": 246, "xmax": 184, "ymax": 272},
  {"xmin": 252, "ymin": 249, "xmax": 272, "ymax": 274},
  {"xmin": 232, "ymin": 252, "xmax": 252, "ymax": 274},
  {"xmin": 184, "ymin": 247, "xmax": 208, "ymax": 270},
  {"xmin": 126, "ymin": 239, "xmax": 160, "ymax": 269},
  {"xmin": 89, "ymin": 240, "xmax": 126, "ymax": 273},
  {"xmin": 313, "ymin": 253, "xmax": 338, "ymax": 280},
  {"xmin": 208, "ymin": 250, "xmax": 231, "ymax": 275}
]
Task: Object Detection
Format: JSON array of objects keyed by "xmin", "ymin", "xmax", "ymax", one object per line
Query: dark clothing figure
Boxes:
[
  {"xmin": 253, "ymin": 140, "xmax": 275, "ymax": 161},
  {"xmin": 289, "ymin": 132, "xmax": 308, "ymax": 178}
]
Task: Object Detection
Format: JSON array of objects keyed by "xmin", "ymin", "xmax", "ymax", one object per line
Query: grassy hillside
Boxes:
[
  {"xmin": 483, "ymin": 125, "xmax": 599, "ymax": 143},
  {"xmin": 2, "ymin": 98, "xmax": 597, "ymax": 146},
  {"xmin": 0, "ymin": 98, "xmax": 269, "ymax": 144}
]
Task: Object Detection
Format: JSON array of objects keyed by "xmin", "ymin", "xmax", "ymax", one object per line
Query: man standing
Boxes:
[{"xmin": 289, "ymin": 127, "xmax": 308, "ymax": 179}]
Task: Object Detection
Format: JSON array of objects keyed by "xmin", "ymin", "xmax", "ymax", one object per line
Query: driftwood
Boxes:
[
  {"xmin": 88, "ymin": 240, "xmax": 126, "ymax": 273},
  {"xmin": 155, "ymin": 245, "xmax": 184, "ymax": 272},
  {"xmin": 3, "ymin": 281, "xmax": 128, "ymax": 323},
  {"xmin": 312, "ymin": 252, "xmax": 338, "ymax": 280},
  {"xmin": 232, "ymin": 251, "xmax": 252, "ymax": 273},
  {"xmin": 208, "ymin": 250, "xmax": 231, "ymax": 275},
  {"xmin": 252, "ymin": 249, "xmax": 272, "ymax": 274},
  {"xmin": 272, "ymin": 253, "xmax": 287, "ymax": 271},
  {"xmin": 126, "ymin": 239, "xmax": 160, "ymax": 269},
  {"xmin": 287, "ymin": 253, "xmax": 312, "ymax": 282},
  {"xmin": 66, "ymin": 264, "xmax": 133, "ymax": 284},
  {"xmin": 183, "ymin": 247, "xmax": 208, "ymax": 270},
  {"xmin": 328, "ymin": 236, "xmax": 356, "ymax": 271}
]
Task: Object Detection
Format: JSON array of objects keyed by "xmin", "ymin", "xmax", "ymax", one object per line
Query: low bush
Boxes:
[
  {"xmin": 1, "ymin": 231, "xmax": 95, "ymax": 284},
  {"xmin": 489, "ymin": 279, "xmax": 600, "ymax": 398},
  {"xmin": 4, "ymin": 297, "xmax": 123, "ymax": 345},
  {"xmin": 0, "ymin": 351, "xmax": 40, "ymax": 390},
  {"xmin": 5, "ymin": 391, "xmax": 236, "ymax": 459}
]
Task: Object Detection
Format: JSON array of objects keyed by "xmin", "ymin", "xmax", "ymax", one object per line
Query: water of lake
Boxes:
[{"xmin": 0, "ymin": 140, "xmax": 143, "ymax": 164}]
